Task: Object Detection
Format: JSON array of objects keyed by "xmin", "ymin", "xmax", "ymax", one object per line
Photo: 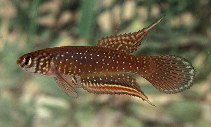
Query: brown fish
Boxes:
[{"xmin": 17, "ymin": 18, "xmax": 195, "ymax": 105}]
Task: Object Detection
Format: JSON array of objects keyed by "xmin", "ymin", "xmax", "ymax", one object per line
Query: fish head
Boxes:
[{"xmin": 17, "ymin": 51, "xmax": 51, "ymax": 74}]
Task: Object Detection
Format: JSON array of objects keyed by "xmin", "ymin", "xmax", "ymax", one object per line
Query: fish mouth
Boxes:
[
  {"xmin": 16, "ymin": 58, "xmax": 21, "ymax": 65},
  {"xmin": 16, "ymin": 57, "xmax": 25, "ymax": 68}
]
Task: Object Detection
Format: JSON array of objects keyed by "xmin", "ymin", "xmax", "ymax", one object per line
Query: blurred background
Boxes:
[{"xmin": 0, "ymin": 0, "xmax": 211, "ymax": 127}]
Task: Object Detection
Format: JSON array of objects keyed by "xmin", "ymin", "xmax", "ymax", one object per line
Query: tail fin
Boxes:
[{"xmin": 137, "ymin": 55, "xmax": 195, "ymax": 94}]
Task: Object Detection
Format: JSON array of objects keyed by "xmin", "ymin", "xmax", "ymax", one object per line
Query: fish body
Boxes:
[
  {"xmin": 17, "ymin": 18, "xmax": 195, "ymax": 105},
  {"xmin": 25, "ymin": 46, "xmax": 150, "ymax": 76}
]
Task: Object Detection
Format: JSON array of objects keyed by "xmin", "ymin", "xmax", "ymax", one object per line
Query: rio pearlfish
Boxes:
[{"xmin": 17, "ymin": 18, "xmax": 195, "ymax": 105}]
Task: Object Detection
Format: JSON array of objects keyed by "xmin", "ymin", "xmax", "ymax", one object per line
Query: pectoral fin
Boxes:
[
  {"xmin": 54, "ymin": 72, "xmax": 82, "ymax": 98},
  {"xmin": 54, "ymin": 76, "xmax": 78, "ymax": 98},
  {"xmin": 50, "ymin": 60, "xmax": 81, "ymax": 97}
]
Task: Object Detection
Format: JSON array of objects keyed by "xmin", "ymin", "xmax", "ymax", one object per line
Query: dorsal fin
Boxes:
[{"xmin": 96, "ymin": 18, "xmax": 163, "ymax": 54}]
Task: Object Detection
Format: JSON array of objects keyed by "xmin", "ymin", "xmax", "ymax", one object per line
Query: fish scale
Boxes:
[
  {"xmin": 50, "ymin": 47, "xmax": 133, "ymax": 75},
  {"xmin": 17, "ymin": 18, "xmax": 195, "ymax": 105}
]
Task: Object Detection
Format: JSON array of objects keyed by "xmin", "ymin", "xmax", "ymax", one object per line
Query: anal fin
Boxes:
[{"xmin": 81, "ymin": 74, "xmax": 154, "ymax": 106}]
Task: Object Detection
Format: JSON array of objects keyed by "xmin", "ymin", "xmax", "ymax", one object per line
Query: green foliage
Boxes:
[
  {"xmin": 0, "ymin": 96, "xmax": 35, "ymax": 127},
  {"xmin": 165, "ymin": 101, "xmax": 202, "ymax": 122},
  {"xmin": 196, "ymin": 120, "xmax": 210, "ymax": 127},
  {"xmin": 78, "ymin": 0, "xmax": 97, "ymax": 40},
  {"xmin": 11, "ymin": 0, "xmax": 42, "ymax": 44},
  {"xmin": 0, "ymin": 43, "xmax": 23, "ymax": 87},
  {"xmin": 122, "ymin": 116, "xmax": 143, "ymax": 127}
]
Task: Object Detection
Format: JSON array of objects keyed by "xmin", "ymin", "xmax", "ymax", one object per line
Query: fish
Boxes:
[{"xmin": 17, "ymin": 18, "xmax": 195, "ymax": 105}]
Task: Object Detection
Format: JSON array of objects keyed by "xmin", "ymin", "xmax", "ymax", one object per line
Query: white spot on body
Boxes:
[
  {"xmin": 40, "ymin": 58, "xmax": 44, "ymax": 62},
  {"xmin": 40, "ymin": 62, "xmax": 43, "ymax": 65},
  {"xmin": 189, "ymin": 69, "xmax": 194, "ymax": 75}
]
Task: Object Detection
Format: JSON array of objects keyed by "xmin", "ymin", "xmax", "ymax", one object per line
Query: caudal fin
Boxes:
[{"xmin": 137, "ymin": 55, "xmax": 195, "ymax": 94}]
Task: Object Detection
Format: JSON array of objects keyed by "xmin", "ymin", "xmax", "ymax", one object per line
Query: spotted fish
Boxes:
[{"xmin": 17, "ymin": 18, "xmax": 195, "ymax": 105}]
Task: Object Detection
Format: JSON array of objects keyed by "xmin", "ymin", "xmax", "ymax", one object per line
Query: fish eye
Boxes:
[{"xmin": 24, "ymin": 56, "xmax": 32, "ymax": 66}]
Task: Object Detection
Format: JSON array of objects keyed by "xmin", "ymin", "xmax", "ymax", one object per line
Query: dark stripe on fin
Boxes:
[
  {"xmin": 82, "ymin": 82, "xmax": 154, "ymax": 106},
  {"xmin": 81, "ymin": 74, "xmax": 142, "ymax": 92},
  {"xmin": 80, "ymin": 74, "xmax": 154, "ymax": 106}
]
